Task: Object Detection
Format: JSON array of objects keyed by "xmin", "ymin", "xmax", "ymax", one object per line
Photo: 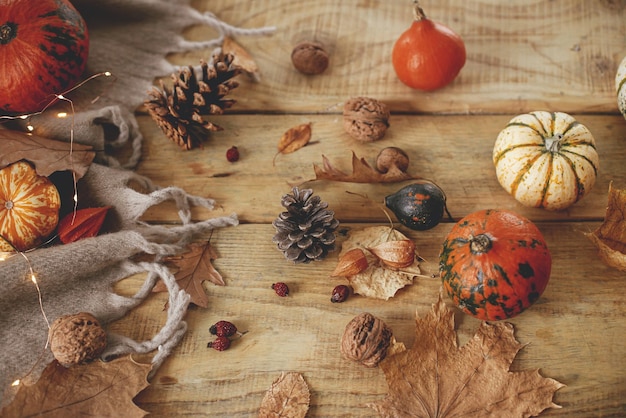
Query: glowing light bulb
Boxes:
[
  {"xmin": 11, "ymin": 380, "xmax": 20, "ymax": 387},
  {"xmin": 57, "ymin": 112, "xmax": 68, "ymax": 118},
  {"xmin": 26, "ymin": 125, "xmax": 34, "ymax": 132},
  {"xmin": 57, "ymin": 94, "xmax": 65, "ymax": 100},
  {"xmin": 31, "ymin": 274, "xmax": 37, "ymax": 284},
  {"xmin": 104, "ymin": 71, "xmax": 112, "ymax": 77}
]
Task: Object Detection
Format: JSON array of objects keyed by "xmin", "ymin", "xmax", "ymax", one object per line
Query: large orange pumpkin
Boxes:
[
  {"xmin": 0, "ymin": 0, "xmax": 89, "ymax": 114},
  {"xmin": 0, "ymin": 161, "xmax": 61, "ymax": 252},
  {"xmin": 440, "ymin": 209, "xmax": 552, "ymax": 321}
]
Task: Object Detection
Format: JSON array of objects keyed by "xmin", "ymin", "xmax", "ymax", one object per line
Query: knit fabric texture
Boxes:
[{"xmin": 0, "ymin": 0, "xmax": 274, "ymax": 406}]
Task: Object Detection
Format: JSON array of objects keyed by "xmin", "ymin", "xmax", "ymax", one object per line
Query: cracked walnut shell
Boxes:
[
  {"xmin": 49, "ymin": 312, "xmax": 107, "ymax": 367},
  {"xmin": 341, "ymin": 312, "xmax": 393, "ymax": 367},
  {"xmin": 343, "ymin": 97, "xmax": 390, "ymax": 142}
]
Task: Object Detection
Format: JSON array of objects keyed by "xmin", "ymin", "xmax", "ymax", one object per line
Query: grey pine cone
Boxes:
[{"xmin": 272, "ymin": 187, "xmax": 339, "ymax": 263}]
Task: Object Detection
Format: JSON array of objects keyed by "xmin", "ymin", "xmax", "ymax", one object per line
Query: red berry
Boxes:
[
  {"xmin": 331, "ymin": 284, "xmax": 351, "ymax": 303},
  {"xmin": 207, "ymin": 336, "xmax": 231, "ymax": 351},
  {"xmin": 272, "ymin": 282, "xmax": 289, "ymax": 297},
  {"xmin": 209, "ymin": 320, "xmax": 238, "ymax": 337},
  {"xmin": 226, "ymin": 146, "xmax": 240, "ymax": 162}
]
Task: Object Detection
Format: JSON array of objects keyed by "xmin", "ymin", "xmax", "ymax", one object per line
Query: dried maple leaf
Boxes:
[
  {"xmin": 273, "ymin": 123, "xmax": 312, "ymax": 165},
  {"xmin": 337, "ymin": 226, "xmax": 421, "ymax": 300},
  {"xmin": 258, "ymin": 372, "xmax": 310, "ymax": 418},
  {"xmin": 368, "ymin": 296, "xmax": 564, "ymax": 417},
  {"xmin": 0, "ymin": 129, "xmax": 95, "ymax": 179},
  {"xmin": 153, "ymin": 241, "xmax": 225, "ymax": 308},
  {"xmin": 1, "ymin": 356, "xmax": 151, "ymax": 418},
  {"xmin": 222, "ymin": 36, "xmax": 261, "ymax": 81},
  {"xmin": 586, "ymin": 182, "xmax": 626, "ymax": 271},
  {"xmin": 312, "ymin": 151, "xmax": 418, "ymax": 184}
]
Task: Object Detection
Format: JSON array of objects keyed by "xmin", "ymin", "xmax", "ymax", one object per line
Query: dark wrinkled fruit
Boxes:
[
  {"xmin": 272, "ymin": 282, "xmax": 290, "ymax": 297},
  {"xmin": 207, "ymin": 336, "xmax": 231, "ymax": 351},
  {"xmin": 385, "ymin": 181, "xmax": 450, "ymax": 231},
  {"xmin": 331, "ymin": 285, "xmax": 351, "ymax": 303},
  {"xmin": 209, "ymin": 320, "xmax": 238, "ymax": 337}
]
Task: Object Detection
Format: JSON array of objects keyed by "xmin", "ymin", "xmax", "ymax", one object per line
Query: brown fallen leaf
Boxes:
[
  {"xmin": 586, "ymin": 182, "xmax": 626, "ymax": 271},
  {"xmin": 258, "ymin": 372, "xmax": 310, "ymax": 418},
  {"xmin": 337, "ymin": 226, "xmax": 421, "ymax": 300},
  {"xmin": 222, "ymin": 36, "xmax": 261, "ymax": 81},
  {"xmin": 312, "ymin": 151, "xmax": 419, "ymax": 184},
  {"xmin": 0, "ymin": 129, "xmax": 95, "ymax": 179},
  {"xmin": 368, "ymin": 296, "xmax": 564, "ymax": 417},
  {"xmin": 273, "ymin": 123, "xmax": 312, "ymax": 165},
  {"xmin": 1, "ymin": 356, "xmax": 151, "ymax": 418},
  {"xmin": 153, "ymin": 241, "xmax": 225, "ymax": 308}
]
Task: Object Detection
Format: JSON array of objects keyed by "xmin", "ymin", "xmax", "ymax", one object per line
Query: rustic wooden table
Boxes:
[{"xmin": 110, "ymin": 0, "xmax": 626, "ymax": 416}]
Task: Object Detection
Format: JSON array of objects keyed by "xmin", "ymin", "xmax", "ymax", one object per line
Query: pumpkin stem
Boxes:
[
  {"xmin": 544, "ymin": 133, "xmax": 563, "ymax": 152},
  {"xmin": 0, "ymin": 22, "xmax": 17, "ymax": 45},
  {"xmin": 412, "ymin": 1, "xmax": 427, "ymax": 21},
  {"xmin": 469, "ymin": 234, "xmax": 492, "ymax": 254}
]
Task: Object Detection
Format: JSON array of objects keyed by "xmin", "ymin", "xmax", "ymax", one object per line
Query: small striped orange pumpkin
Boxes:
[
  {"xmin": 0, "ymin": 161, "xmax": 61, "ymax": 252},
  {"xmin": 493, "ymin": 111, "xmax": 599, "ymax": 211}
]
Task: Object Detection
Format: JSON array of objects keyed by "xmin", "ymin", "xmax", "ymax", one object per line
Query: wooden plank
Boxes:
[
  {"xmin": 108, "ymin": 222, "xmax": 626, "ymax": 416},
  {"xmin": 134, "ymin": 113, "xmax": 626, "ymax": 224},
  {"xmin": 168, "ymin": 0, "xmax": 626, "ymax": 114}
]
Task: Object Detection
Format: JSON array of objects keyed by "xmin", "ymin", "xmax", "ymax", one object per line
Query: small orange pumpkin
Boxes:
[{"xmin": 0, "ymin": 161, "xmax": 61, "ymax": 252}]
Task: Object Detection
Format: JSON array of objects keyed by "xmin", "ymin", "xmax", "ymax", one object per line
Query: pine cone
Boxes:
[
  {"xmin": 272, "ymin": 187, "xmax": 339, "ymax": 263},
  {"xmin": 145, "ymin": 52, "xmax": 241, "ymax": 150}
]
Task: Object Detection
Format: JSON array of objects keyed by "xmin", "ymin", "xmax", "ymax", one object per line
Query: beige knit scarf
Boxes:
[{"xmin": 1, "ymin": 0, "xmax": 274, "ymax": 407}]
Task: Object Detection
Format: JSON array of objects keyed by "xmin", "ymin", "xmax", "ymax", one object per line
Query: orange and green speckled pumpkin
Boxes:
[
  {"xmin": 439, "ymin": 209, "xmax": 552, "ymax": 321},
  {"xmin": 0, "ymin": 161, "xmax": 61, "ymax": 252}
]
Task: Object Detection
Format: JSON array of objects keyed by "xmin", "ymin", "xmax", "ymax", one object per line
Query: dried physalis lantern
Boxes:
[
  {"xmin": 0, "ymin": 161, "xmax": 61, "ymax": 252},
  {"xmin": 49, "ymin": 312, "xmax": 107, "ymax": 367},
  {"xmin": 368, "ymin": 240, "xmax": 416, "ymax": 269}
]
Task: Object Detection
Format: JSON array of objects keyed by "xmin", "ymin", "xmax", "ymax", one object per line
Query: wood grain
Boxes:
[
  {"xmin": 135, "ymin": 113, "xmax": 626, "ymax": 224},
  {"xmin": 105, "ymin": 0, "xmax": 626, "ymax": 416},
  {"xmin": 110, "ymin": 223, "xmax": 626, "ymax": 417},
  {"xmin": 177, "ymin": 0, "xmax": 626, "ymax": 114}
]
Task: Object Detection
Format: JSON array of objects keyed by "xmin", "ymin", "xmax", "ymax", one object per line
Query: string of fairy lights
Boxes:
[{"xmin": 0, "ymin": 71, "xmax": 114, "ymax": 388}]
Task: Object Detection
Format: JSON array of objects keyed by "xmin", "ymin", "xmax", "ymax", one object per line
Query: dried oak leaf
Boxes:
[
  {"xmin": 586, "ymin": 182, "xmax": 626, "ymax": 271},
  {"xmin": 258, "ymin": 372, "xmax": 310, "ymax": 418},
  {"xmin": 0, "ymin": 129, "xmax": 95, "ymax": 179},
  {"xmin": 153, "ymin": 241, "xmax": 224, "ymax": 308},
  {"xmin": 338, "ymin": 226, "xmax": 420, "ymax": 300},
  {"xmin": 273, "ymin": 123, "xmax": 312, "ymax": 165},
  {"xmin": 368, "ymin": 296, "xmax": 564, "ymax": 417},
  {"xmin": 1, "ymin": 356, "xmax": 151, "ymax": 418},
  {"xmin": 222, "ymin": 36, "xmax": 261, "ymax": 81},
  {"xmin": 312, "ymin": 151, "xmax": 418, "ymax": 183}
]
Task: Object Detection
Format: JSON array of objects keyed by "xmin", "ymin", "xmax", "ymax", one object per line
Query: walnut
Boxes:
[
  {"xmin": 375, "ymin": 147, "xmax": 410, "ymax": 173},
  {"xmin": 341, "ymin": 312, "xmax": 393, "ymax": 367},
  {"xmin": 291, "ymin": 41, "xmax": 329, "ymax": 75},
  {"xmin": 49, "ymin": 312, "xmax": 107, "ymax": 367},
  {"xmin": 343, "ymin": 97, "xmax": 390, "ymax": 142}
]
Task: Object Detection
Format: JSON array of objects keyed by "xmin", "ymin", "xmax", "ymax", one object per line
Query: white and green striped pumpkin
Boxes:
[
  {"xmin": 617, "ymin": 56, "xmax": 626, "ymax": 120},
  {"xmin": 493, "ymin": 111, "xmax": 599, "ymax": 211}
]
